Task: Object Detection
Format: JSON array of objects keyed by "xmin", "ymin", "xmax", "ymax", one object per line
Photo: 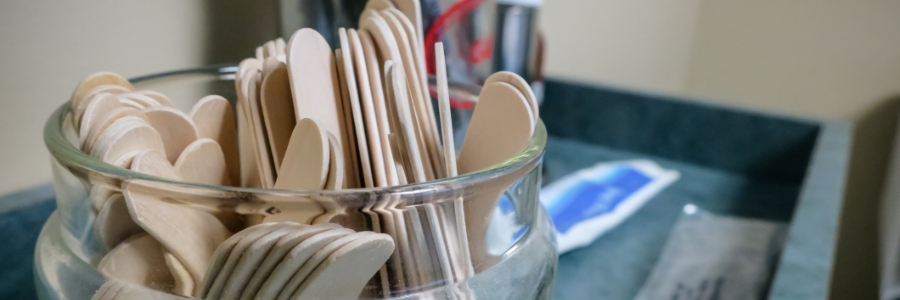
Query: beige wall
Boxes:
[
  {"xmin": 540, "ymin": 0, "xmax": 701, "ymax": 94},
  {"xmin": 0, "ymin": 1, "xmax": 207, "ymax": 195}
]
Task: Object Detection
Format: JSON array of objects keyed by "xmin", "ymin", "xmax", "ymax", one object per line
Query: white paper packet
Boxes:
[{"xmin": 539, "ymin": 160, "xmax": 680, "ymax": 253}]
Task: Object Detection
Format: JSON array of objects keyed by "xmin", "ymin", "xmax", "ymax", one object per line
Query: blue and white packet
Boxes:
[{"xmin": 540, "ymin": 160, "xmax": 680, "ymax": 253}]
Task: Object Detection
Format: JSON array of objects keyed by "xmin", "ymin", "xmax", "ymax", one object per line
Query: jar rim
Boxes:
[{"xmin": 44, "ymin": 65, "xmax": 547, "ymax": 200}]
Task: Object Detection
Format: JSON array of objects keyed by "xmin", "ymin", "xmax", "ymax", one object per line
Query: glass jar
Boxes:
[{"xmin": 36, "ymin": 66, "xmax": 556, "ymax": 300}]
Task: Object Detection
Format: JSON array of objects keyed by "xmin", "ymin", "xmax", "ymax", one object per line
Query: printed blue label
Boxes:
[{"xmin": 547, "ymin": 166, "xmax": 652, "ymax": 234}]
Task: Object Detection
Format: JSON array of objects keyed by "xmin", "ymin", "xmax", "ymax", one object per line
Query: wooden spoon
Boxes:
[
  {"xmin": 97, "ymin": 233, "xmax": 174, "ymax": 292},
  {"xmin": 220, "ymin": 226, "xmax": 297, "ymax": 300},
  {"xmin": 290, "ymin": 233, "xmax": 395, "ymax": 300},
  {"xmin": 124, "ymin": 186, "xmax": 231, "ymax": 287},
  {"xmin": 83, "ymin": 108, "xmax": 149, "ymax": 153},
  {"xmin": 255, "ymin": 228, "xmax": 353, "ymax": 300},
  {"xmin": 134, "ymin": 90, "xmax": 176, "ymax": 108},
  {"xmin": 484, "ymin": 71, "xmax": 540, "ymax": 123},
  {"xmin": 274, "ymin": 118, "xmax": 330, "ymax": 191},
  {"xmin": 238, "ymin": 224, "xmax": 340, "ymax": 300},
  {"xmin": 71, "ymin": 72, "xmax": 133, "ymax": 110},
  {"xmin": 174, "ymin": 138, "xmax": 231, "ymax": 186},
  {"xmin": 121, "ymin": 93, "xmax": 163, "ymax": 108},
  {"xmin": 164, "ymin": 251, "xmax": 195, "ymax": 297},
  {"xmin": 189, "ymin": 95, "xmax": 240, "ymax": 185},
  {"xmin": 141, "ymin": 106, "xmax": 199, "ymax": 164},
  {"xmin": 90, "ymin": 118, "xmax": 165, "ymax": 164},
  {"xmin": 92, "ymin": 279, "xmax": 191, "ymax": 300},
  {"xmin": 277, "ymin": 232, "xmax": 375, "ymax": 300},
  {"xmin": 75, "ymin": 91, "xmax": 122, "ymax": 130},
  {"xmin": 78, "ymin": 93, "xmax": 122, "ymax": 148},
  {"xmin": 95, "ymin": 193, "xmax": 144, "ymax": 250},
  {"xmin": 131, "ymin": 149, "xmax": 180, "ymax": 180},
  {"xmin": 199, "ymin": 222, "xmax": 286, "ymax": 297}
]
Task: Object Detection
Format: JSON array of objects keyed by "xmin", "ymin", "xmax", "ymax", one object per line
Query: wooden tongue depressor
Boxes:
[
  {"xmin": 71, "ymin": 72, "xmax": 134, "ymax": 111},
  {"xmin": 90, "ymin": 118, "xmax": 166, "ymax": 164},
  {"xmin": 174, "ymin": 138, "xmax": 232, "ymax": 186},
  {"xmin": 134, "ymin": 90, "xmax": 176, "ymax": 108},
  {"xmin": 437, "ymin": 42, "xmax": 475, "ymax": 279},
  {"xmin": 286, "ymin": 28, "xmax": 353, "ymax": 188},
  {"xmin": 277, "ymin": 232, "xmax": 375, "ymax": 300},
  {"xmin": 92, "ymin": 279, "xmax": 192, "ymax": 300},
  {"xmin": 457, "ymin": 82, "xmax": 535, "ymax": 269},
  {"xmin": 238, "ymin": 224, "xmax": 340, "ymax": 300},
  {"xmin": 164, "ymin": 251, "xmax": 195, "ymax": 297},
  {"xmin": 123, "ymin": 186, "xmax": 232, "ymax": 287},
  {"xmin": 338, "ymin": 28, "xmax": 376, "ymax": 187},
  {"xmin": 256, "ymin": 228, "xmax": 354, "ymax": 300},
  {"xmin": 141, "ymin": 106, "xmax": 200, "ymax": 164},
  {"xmin": 484, "ymin": 71, "xmax": 540, "ymax": 124},
  {"xmin": 199, "ymin": 222, "xmax": 286, "ymax": 297},
  {"xmin": 220, "ymin": 225, "xmax": 297, "ymax": 300},
  {"xmin": 189, "ymin": 95, "xmax": 240, "ymax": 185},
  {"xmin": 291, "ymin": 233, "xmax": 396, "ymax": 300},
  {"xmin": 259, "ymin": 62, "xmax": 296, "ymax": 173},
  {"xmin": 97, "ymin": 233, "xmax": 175, "ymax": 292},
  {"xmin": 78, "ymin": 93, "xmax": 122, "ymax": 148},
  {"xmin": 95, "ymin": 193, "xmax": 144, "ymax": 250},
  {"xmin": 83, "ymin": 108, "xmax": 149, "ymax": 153},
  {"xmin": 273, "ymin": 118, "xmax": 330, "ymax": 191}
]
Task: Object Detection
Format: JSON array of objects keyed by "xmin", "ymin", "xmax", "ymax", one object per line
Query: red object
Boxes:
[{"xmin": 424, "ymin": 0, "xmax": 486, "ymax": 74}]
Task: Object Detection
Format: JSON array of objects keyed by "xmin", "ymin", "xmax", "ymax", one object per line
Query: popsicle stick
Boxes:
[
  {"xmin": 391, "ymin": 0, "xmax": 423, "ymax": 44},
  {"xmin": 134, "ymin": 90, "xmax": 176, "ymax": 108},
  {"xmin": 98, "ymin": 233, "xmax": 174, "ymax": 292},
  {"xmin": 78, "ymin": 93, "xmax": 122, "ymax": 148},
  {"xmin": 358, "ymin": 31, "xmax": 401, "ymax": 187},
  {"xmin": 365, "ymin": 0, "xmax": 396, "ymax": 11},
  {"xmin": 90, "ymin": 118, "xmax": 166, "ymax": 164},
  {"xmin": 274, "ymin": 118, "xmax": 330, "ymax": 191},
  {"xmin": 235, "ymin": 86, "xmax": 262, "ymax": 188},
  {"xmin": 174, "ymin": 138, "xmax": 231, "ymax": 186},
  {"xmin": 121, "ymin": 93, "xmax": 163, "ymax": 108},
  {"xmin": 391, "ymin": 63, "xmax": 427, "ymax": 182},
  {"xmin": 237, "ymin": 58, "xmax": 262, "ymax": 80},
  {"xmin": 124, "ymin": 187, "xmax": 232, "ymax": 286},
  {"xmin": 338, "ymin": 29, "xmax": 376, "ymax": 188},
  {"xmin": 323, "ymin": 133, "xmax": 345, "ymax": 191},
  {"xmin": 221, "ymin": 226, "xmax": 296, "ymax": 300},
  {"xmin": 258, "ymin": 62, "xmax": 296, "ymax": 173},
  {"xmin": 239, "ymin": 224, "xmax": 340, "ymax": 300},
  {"xmin": 256, "ymin": 228, "xmax": 353, "ymax": 300},
  {"xmin": 142, "ymin": 106, "xmax": 199, "ymax": 164},
  {"xmin": 242, "ymin": 70, "xmax": 276, "ymax": 188},
  {"xmin": 384, "ymin": 9, "xmax": 444, "ymax": 178},
  {"xmin": 286, "ymin": 28, "xmax": 351, "ymax": 189},
  {"xmin": 83, "ymin": 108, "xmax": 149, "ymax": 153},
  {"xmin": 333, "ymin": 48, "xmax": 362, "ymax": 189},
  {"xmin": 199, "ymin": 222, "xmax": 285, "ymax": 297},
  {"xmin": 290, "ymin": 234, "xmax": 395, "ymax": 300},
  {"xmin": 277, "ymin": 232, "xmax": 375, "ymax": 300},
  {"xmin": 347, "ymin": 29, "xmax": 389, "ymax": 188},
  {"xmin": 190, "ymin": 95, "xmax": 240, "ymax": 186},
  {"xmin": 484, "ymin": 71, "xmax": 540, "ymax": 123},
  {"xmin": 95, "ymin": 193, "xmax": 144, "ymax": 250},
  {"xmin": 71, "ymin": 72, "xmax": 134, "ymax": 110},
  {"xmin": 275, "ymin": 37, "xmax": 286, "ymax": 57},
  {"xmin": 437, "ymin": 42, "xmax": 474, "ymax": 278}
]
